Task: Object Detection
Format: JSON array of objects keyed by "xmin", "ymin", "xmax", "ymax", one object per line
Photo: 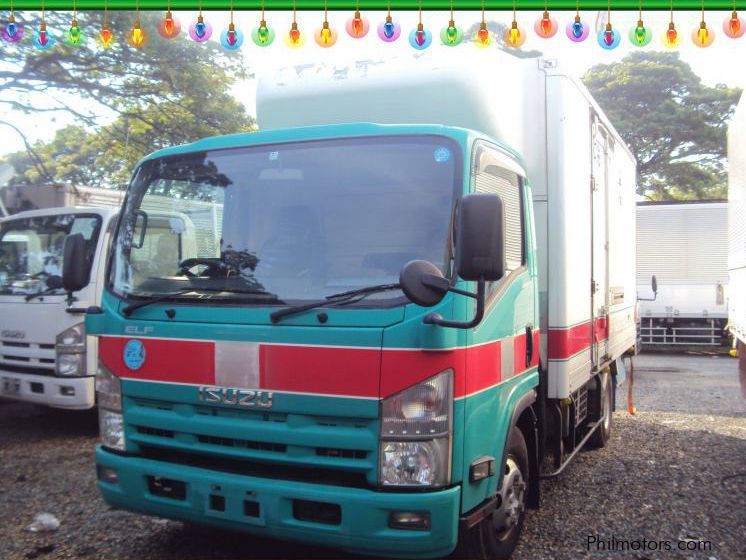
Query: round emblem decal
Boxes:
[{"xmin": 123, "ymin": 339, "xmax": 146, "ymax": 371}]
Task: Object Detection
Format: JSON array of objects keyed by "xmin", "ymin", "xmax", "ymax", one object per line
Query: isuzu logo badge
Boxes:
[
  {"xmin": 123, "ymin": 339, "xmax": 146, "ymax": 370},
  {"xmin": 1, "ymin": 330, "xmax": 25, "ymax": 339},
  {"xmin": 198, "ymin": 386, "xmax": 273, "ymax": 409}
]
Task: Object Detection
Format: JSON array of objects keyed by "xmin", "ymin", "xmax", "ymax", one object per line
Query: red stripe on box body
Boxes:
[{"xmin": 547, "ymin": 318, "xmax": 609, "ymax": 360}]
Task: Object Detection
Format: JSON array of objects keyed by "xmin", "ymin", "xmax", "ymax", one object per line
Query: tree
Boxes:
[
  {"xmin": 2, "ymin": 11, "xmax": 253, "ymax": 188},
  {"xmin": 583, "ymin": 52, "xmax": 741, "ymax": 200}
]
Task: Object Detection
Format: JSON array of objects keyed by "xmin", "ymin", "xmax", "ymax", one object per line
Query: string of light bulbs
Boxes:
[{"xmin": 1, "ymin": 4, "xmax": 744, "ymax": 51}]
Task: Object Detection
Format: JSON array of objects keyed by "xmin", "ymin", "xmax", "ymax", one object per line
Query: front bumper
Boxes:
[
  {"xmin": 0, "ymin": 370, "xmax": 95, "ymax": 410},
  {"xmin": 96, "ymin": 446, "xmax": 461, "ymax": 558}
]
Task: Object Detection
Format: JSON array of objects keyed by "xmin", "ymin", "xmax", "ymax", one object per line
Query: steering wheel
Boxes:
[{"xmin": 178, "ymin": 258, "xmax": 224, "ymax": 278}]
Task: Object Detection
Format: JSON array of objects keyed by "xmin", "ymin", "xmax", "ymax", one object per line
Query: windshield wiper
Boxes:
[
  {"xmin": 270, "ymin": 283, "xmax": 401, "ymax": 323},
  {"xmin": 122, "ymin": 288, "xmax": 279, "ymax": 317},
  {"xmin": 25, "ymin": 288, "xmax": 63, "ymax": 302}
]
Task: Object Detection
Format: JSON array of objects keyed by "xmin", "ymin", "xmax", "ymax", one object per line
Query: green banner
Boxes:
[{"xmin": 3, "ymin": 1, "xmax": 742, "ymax": 11}]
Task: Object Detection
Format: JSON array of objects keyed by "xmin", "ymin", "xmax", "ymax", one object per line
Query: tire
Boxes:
[
  {"xmin": 458, "ymin": 426, "xmax": 529, "ymax": 560},
  {"xmin": 588, "ymin": 371, "xmax": 613, "ymax": 449}
]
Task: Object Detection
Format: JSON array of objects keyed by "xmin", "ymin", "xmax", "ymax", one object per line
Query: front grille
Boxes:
[
  {"xmin": 0, "ymin": 364, "xmax": 56, "ymax": 376},
  {"xmin": 126, "ymin": 395, "xmax": 378, "ymax": 489},
  {"xmin": 140, "ymin": 446, "xmax": 370, "ymax": 489},
  {"xmin": 197, "ymin": 434, "xmax": 287, "ymax": 453},
  {"xmin": 0, "ymin": 340, "xmax": 56, "ymax": 373}
]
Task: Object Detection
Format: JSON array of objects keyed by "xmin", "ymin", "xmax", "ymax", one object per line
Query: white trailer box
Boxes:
[
  {"xmin": 728, "ymin": 94, "xmax": 746, "ymax": 348},
  {"xmin": 257, "ymin": 55, "xmax": 637, "ymax": 399},
  {"xmin": 636, "ymin": 201, "xmax": 729, "ymax": 346}
]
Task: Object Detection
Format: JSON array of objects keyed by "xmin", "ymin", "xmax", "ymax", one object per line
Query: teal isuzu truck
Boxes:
[{"xmin": 64, "ymin": 57, "xmax": 637, "ymax": 559}]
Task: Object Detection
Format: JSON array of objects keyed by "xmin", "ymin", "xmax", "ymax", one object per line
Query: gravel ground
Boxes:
[{"xmin": 0, "ymin": 352, "xmax": 744, "ymax": 560}]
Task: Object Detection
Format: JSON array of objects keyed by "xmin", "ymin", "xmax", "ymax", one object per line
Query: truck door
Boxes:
[{"xmin": 591, "ymin": 119, "xmax": 611, "ymax": 367}]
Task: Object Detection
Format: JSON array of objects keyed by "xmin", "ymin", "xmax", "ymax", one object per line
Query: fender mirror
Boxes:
[{"xmin": 651, "ymin": 275, "xmax": 658, "ymax": 295}]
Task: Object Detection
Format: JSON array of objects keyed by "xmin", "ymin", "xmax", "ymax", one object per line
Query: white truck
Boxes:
[
  {"xmin": 728, "ymin": 93, "xmax": 745, "ymax": 388},
  {"xmin": 636, "ymin": 201, "xmax": 729, "ymax": 347},
  {"xmin": 0, "ymin": 205, "xmax": 201, "ymax": 409},
  {"xmin": 0, "ymin": 207, "xmax": 117, "ymax": 409}
]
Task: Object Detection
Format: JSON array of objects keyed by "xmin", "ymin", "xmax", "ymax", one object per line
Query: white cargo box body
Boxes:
[
  {"xmin": 728, "ymin": 93, "xmax": 746, "ymax": 344},
  {"xmin": 637, "ymin": 201, "xmax": 728, "ymax": 320},
  {"xmin": 257, "ymin": 54, "xmax": 637, "ymax": 399}
]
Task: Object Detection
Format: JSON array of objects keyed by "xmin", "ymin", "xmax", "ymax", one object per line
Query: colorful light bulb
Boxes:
[
  {"xmin": 692, "ymin": 20, "xmax": 715, "ymax": 47},
  {"xmin": 34, "ymin": 22, "xmax": 55, "ymax": 50},
  {"xmin": 598, "ymin": 22, "xmax": 620, "ymax": 50},
  {"xmin": 440, "ymin": 20, "xmax": 463, "ymax": 46},
  {"xmin": 377, "ymin": 15, "xmax": 401, "ymax": 42},
  {"xmin": 251, "ymin": 20, "xmax": 275, "ymax": 46},
  {"xmin": 157, "ymin": 10, "xmax": 181, "ymax": 39},
  {"xmin": 220, "ymin": 22, "xmax": 244, "ymax": 50},
  {"xmin": 189, "ymin": 15, "xmax": 213, "ymax": 43},
  {"xmin": 314, "ymin": 20, "xmax": 337, "ymax": 47},
  {"xmin": 64, "ymin": 19, "xmax": 85, "ymax": 47},
  {"xmin": 99, "ymin": 22, "xmax": 114, "ymax": 48},
  {"xmin": 724, "ymin": 11, "xmax": 745, "ymax": 38},
  {"xmin": 284, "ymin": 21, "xmax": 304, "ymax": 47},
  {"xmin": 629, "ymin": 19, "xmax": 652, "ymax": 46},
  {"xmin": 2, "ymin": 14, "xmax": 24, "ymax": 43},
  {"xmin": 346, "ymin": 10, "xmax": 369, "ymax": 38},
  {"xmin": 408, "ymin": 22, "xmax": 432, "ymax": 50},
  {"xmin": 128, "ymin": 20, "xmax": 146, "ymax": 48},
  {"xmin": 663, "ymin": 21, "xmax": 679, "ymax": 47},
  {"xmin": 534, "ymin": 10, "xmax": 558, "ymax": 38},
  {"xmin": 566, "ymin": 15, "xmax": 589, "ymax": 42},
  {"xmin": 475, "ymin": 22, "xmax": 492, "ymax": 47},
  {"xmin": 504, "ymin": 20, "xmax": 525, "ymax": 48}
]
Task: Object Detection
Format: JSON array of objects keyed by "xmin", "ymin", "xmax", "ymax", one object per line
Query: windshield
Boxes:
[
  {"xmin": 0, "ymin": 213, "xmax": 102, "ymax": 296},
  {"xmin": 110, "ymin": 135, "xmax": 460, "ymax": 304}
]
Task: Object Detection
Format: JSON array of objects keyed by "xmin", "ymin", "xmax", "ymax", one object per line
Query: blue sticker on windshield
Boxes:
[
  {"xmin": 123, "ymin": 339, "xmax": 146, "ymax": 371},
  {"xmin": 433, "ymin": 147, "xmax": 451, "ymax": 163}
]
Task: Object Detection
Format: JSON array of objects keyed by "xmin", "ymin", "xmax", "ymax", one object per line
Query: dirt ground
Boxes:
[{"xmin": 0, "ymin": 352, "xmax": 744, "ymax": 560}]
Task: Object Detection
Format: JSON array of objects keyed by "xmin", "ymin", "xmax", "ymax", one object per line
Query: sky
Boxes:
[{"xmin": 2, "ymin": 9, "xmax": 746, "ymax": 158}]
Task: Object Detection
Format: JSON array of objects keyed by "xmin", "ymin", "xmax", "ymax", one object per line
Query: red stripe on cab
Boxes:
[{"xmin": 99, "ymin": 336, "xmax": 215, "ymax": 385}]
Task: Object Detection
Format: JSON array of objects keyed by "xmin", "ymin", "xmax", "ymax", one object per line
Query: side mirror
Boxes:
[
  {"xmin": 651, "ymin": 275, "xmax": 658, "ymax": 295},
  {"xmin": 398, "ymin": 193, "xmax": 505, "ymax": 330},
  {"xmin": 45, "ymin": 275, "xmax": 63, "ymax": 290},
  {"xmin": 132, "ymin": 209, "xmax": 148, "ymax": 249},
  {"xmin": 399, "ymin": 260, "xmax": 450, "ymax": 307},
  {"xmin": 62, "ymin": 233, "xmax": 90, "ymax": 293},
  {"xmin": 455, "ymin": 193, "xmax": 505, "ymax": 281}
]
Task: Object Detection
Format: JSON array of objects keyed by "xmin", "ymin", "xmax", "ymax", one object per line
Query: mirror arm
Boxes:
[{"xmin": 423, "ymin": 279, "xmax": 486, "ymax": 329}]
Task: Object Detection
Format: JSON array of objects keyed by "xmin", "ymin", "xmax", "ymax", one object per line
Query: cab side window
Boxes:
[{"xmin": 472, "ymin": 144, "xmax": 525, "ymax": 292}]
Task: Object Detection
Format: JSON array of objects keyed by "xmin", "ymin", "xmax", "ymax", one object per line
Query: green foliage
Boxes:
[
  {"xmin": 2, "ymin": 11, "xmax": 254, "ymax": 189},
  {"xmin": 583, "ymin": 52, "xmax": 741, "ymax": 201}
]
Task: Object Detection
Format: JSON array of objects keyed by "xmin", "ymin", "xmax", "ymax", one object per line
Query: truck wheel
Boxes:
[
  {"xmin": 588, "ymin": 372, "xmax": 612, "ymax": 448},
  {"xmin": 459, "ymin": 426, "xmax": 529, "ymax": 560}
]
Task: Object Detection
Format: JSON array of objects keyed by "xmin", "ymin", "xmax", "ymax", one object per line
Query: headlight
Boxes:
[
  {"xmin": 99, "ymin": 409, "xmax": 125, "ymax": 451},
  {"xmin": 96, "ymin": 362, "xmax": 122, "ymax": 412},
  {"xmin": 97, "ymin": 361, "xmax": 124, "ymax": 451},
  {"xmin": 379, "ymin": 370, "xmax": 452, "ymax": 487},
  {"xmin": 55, "ymin": 323, "xmax": 86, "ymax": 376},
  {"xmin": 56, "ymin": 323, "xmax": 85, "ymax": 347},
  {"xmin": 57, "ymin": 353, "xmax": 85, "ymax": 377}
]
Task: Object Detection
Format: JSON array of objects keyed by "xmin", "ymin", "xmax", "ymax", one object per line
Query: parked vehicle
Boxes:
[
  {"xmin": 78, "ymin": 58, "xmax": 637, "ymax": 559},
  {"xmin": 0, "ymin": 207, "xmax": 116, "ymax": 409},
  {"xmin": 636, "ymin": 201, "xmax": 729, "ymax": 347},
  {"xmin": 728, "ymin": 93, "xmax": 746, "ymax": 391}
]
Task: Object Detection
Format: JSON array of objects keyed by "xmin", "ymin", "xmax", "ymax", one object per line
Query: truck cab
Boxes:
[{"xmin": 0, "ymin": 207, "xmax": 116, "ymax": 409}]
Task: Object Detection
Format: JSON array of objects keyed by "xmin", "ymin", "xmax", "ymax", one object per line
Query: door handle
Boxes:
[{"xmin": 525, "ymin": 326, "xmax": 533, "ymax": 368}]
